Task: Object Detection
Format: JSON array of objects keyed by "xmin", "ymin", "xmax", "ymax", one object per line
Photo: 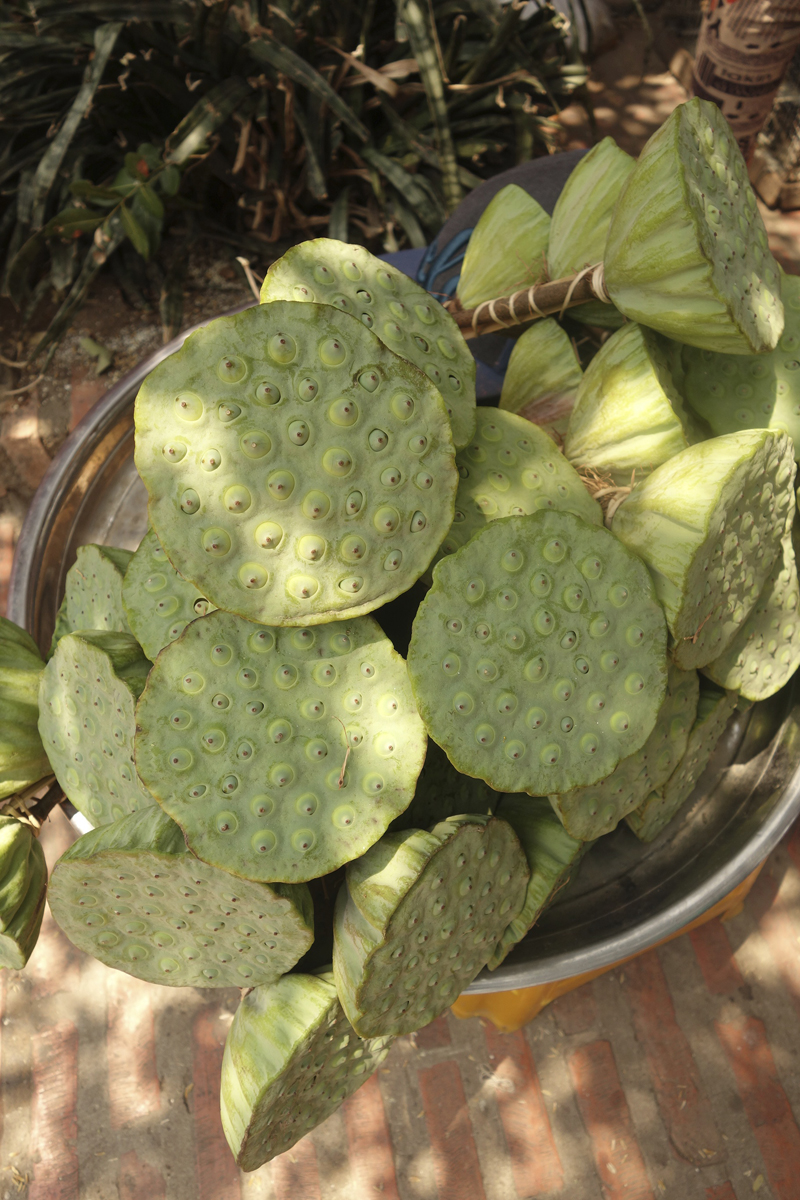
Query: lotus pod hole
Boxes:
[
  {"xmin": 433, "ymin": 409, "xmax": 601, "ymax": 572},
  {"xmin": 498, "ymin": 320, "xmax": 583, "ymax": 437},
  {"xmin": 564, "ymin": 323, "xmax": 705, "ymax": 485},
  {"xmin": 134, "ymin": 301, "xmax": 457, "ymax": 626},
  {"xmin": 704, "ymin": 531, "xmax": 800, "ymax": 700},
  {"xmin": 605, "ymin": 98, "xmax": 783, "ymax": 354},
  {"xmin": 612, "ymin": 429, "xmax": 796, "ymax": 670},
  {"xmin": 134, "ymin": 609, "xmax": 427, "ymax": 884},
  {"xmin": 626, "ymin": 682, "xmax": 738, "ymax": 842},
  {"xmin": 456, "ymin": 185, "xmax": 550, "ymax": 311},
  {"xmin": 682, "ymin": 273, "xmax": 800, "ymax": 456},
  {"xmin": 38, "ymin": 631, "xmax": 156, "ymax": 826},
  {"xmin": 389, "ymin": 739, "xmax": 497, "ymax": 834},
  {"xmin": 0, "ymin": 818, "xmax": 47, "ymax": 970},
  {"xmin": 61, "ymin": 545, "xmax": 134, "ymax": 638},
  {"xmin": 123, "ymin": 528, "xmax": 217, "ymax": 661},
  {"xmin": 221, "ymin": 971, "xmax": 392, "ymax": 1169},
  {"xmin": 487, "ymin": 796, "xmax": 586, "ymax": 970},
  {"xmin": 48, "ymin": 807, "xmax": 313, "ymax": 987},
  {"xmin": 408, "ymin": 510, "xmax": 668, "ymax": 796},
  {"xmin": 548, "ymin": 663, "xmax": 699, "ymax": 840},
  {"xmin": 260, "ymin": 239, "xmax": 476, "ymax": 450},
  {"xmin": 333, "ymin": 815, "xmax": 529, "ymax": 1037}
]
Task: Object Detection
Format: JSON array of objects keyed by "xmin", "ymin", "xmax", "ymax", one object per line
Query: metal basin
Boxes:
[{"xmin": 10, "ymin": 316, "xmax": 800, "ymax": 992}]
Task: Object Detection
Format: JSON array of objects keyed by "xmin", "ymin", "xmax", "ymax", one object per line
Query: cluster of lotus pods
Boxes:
[{"xmin": 3, "ymin": 96, "xmax": 799, "ymax": 1169}]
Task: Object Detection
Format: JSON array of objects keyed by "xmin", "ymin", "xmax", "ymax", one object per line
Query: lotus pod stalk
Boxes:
[
  {"xmin": 497, "ymin": 319, "xmax": 583, "ymax": 438},
  {"xmin": 456, "ymin": 185, "xmax": 550, "ymax": 311},
  {"xmin": 0, "ymin": 816, "xmax": 47, "ymax": 969},
  {"xmin": 604, "ymin": 98, "xmax": 783, "ymax": 354}
]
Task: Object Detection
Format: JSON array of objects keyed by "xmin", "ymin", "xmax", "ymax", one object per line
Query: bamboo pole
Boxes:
[{"xmin": 443, "ymin": 262, "xmax": 611, "ymax": 339}]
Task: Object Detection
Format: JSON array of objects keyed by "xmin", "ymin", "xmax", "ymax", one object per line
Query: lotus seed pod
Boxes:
[
  {"xmin": 38, "ymin": 631, "xmax": 155, "ymax": 826},
  {"xmin": 333, "ymin": 815, "xmax": 529, "ymax": 1037},
  {"xmin": 221, "ymin": 971, "xmax": 392, "ymax": 1170},
  {"xmin": 456, "ymin": 185, "xmax": 550, "ymax": 310},
  {"xmin": 547, "ymin": 137, "xmax": 634, "ymax": 330},
  {"xmin": 134, "ymin": 609, "xmax": 426, "ymax": 884},
  {"xmin": 48, "ymin": 596, "xmax": 71, "ymax": 659},
  {"xmin": 48, "ymin": 806, "xmax": 313, "ymax": 987},
  {"xmin": 487, "ymin": 796, "xmax": 586, "ymax": 970},
  {"xmin": 61, "ymin": 545, "xmax": 134, "ymax": 637},
  {"xmin": 703, "ymin": 530, "xmax": 800, "ymax": 701},
  {"xmin": 605, "ymin": 99, "xmax": 783, "ymax": 354},
  {"xmin": 626, "ymin": 681, "xmax": 737, "ymax": 842},
  {"xmin": 123, "ymin": 528, "xmax": 216, "ymax": 661},
  {"xmin": 0, "ymin": 616, "xmax": 46, "ymax": 717},
  {"xmin": 548, "ymin": 663, "xmax": 699, "ymax": 840},
  {"xmin": 0, "ymin": 723, "xmax": 52, "ymax": 802},
  {"xmin": 681, "ymin": 273, "xmax": 800, "ymax": 457},
  {"xmin": 389, "ymin": 739, "xmax": 496, "ymax": 834},
  {"xmin": 498, "ymin": 320, "xmax": 583, "ymax": 438},
  {"xmin": 612, "ymin": 429, "xmax": 796, "ymax": 670},
  {"xmin": 135, "ymin": 301, "xmax": 457, "ymax": 626},
  {"xmin": 260, "ymin": 239, "xmax": 476, "ymax": 450},
  {"xmin": 564, "ymin": 323, "xmax": 706, "ymax": 485},
  {"xmin": 432, "ymin": 409, "xmax": 601, "ymax": 572},
  {"xmin": 408, "ymin": 511, "xmax": 668, "ymax": 796},
  {"xmin": 0, "ymin": 819, "xmax": 46, "ymax": 969}
]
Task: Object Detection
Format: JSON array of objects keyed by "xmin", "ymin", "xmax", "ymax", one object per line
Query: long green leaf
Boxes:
[
  {"xmin": 328, "ymin": 187, "xmax": 350, "ymax": 242},
  {"xmin": 164, "ymin": 78, "xmax": 252, "ymax": 165},
  {"xmin": 120, "ymin": 204, "xmax": 150, "ymax": 258},
  {"xmin": 294, "ymin": 106, "xmax": 328, "ymax": 201},
  {"xmin": 361, "ymin": 147, "xmax": 443, "ymax": 232},
  {"xmin": 3, "ymin": 229, "xmax": 46, "ymax": 308}
]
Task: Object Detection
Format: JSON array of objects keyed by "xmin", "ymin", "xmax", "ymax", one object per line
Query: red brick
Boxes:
[
  {"xmin": 749, "ymin": 869, "xmax": 800, "ymax": 1022},
  {"xmin": 484, "ymin": 1025, "xmax": 564, "ymax": 1195},
  {"xmin": 706, "ymin": 1185, "xmax": 737, "ymax": 1200},
  {"xmin": 342, "ymin": 1074, "xmax": 400, "ymax": 1200},
  {"xmin": 717, "ymin": 1017, "xmax": 800, "ymax": 1200},
  {"xmin": 0, "ymin": 392, "xmax": 51, "ymax": 490},
  {"xmin": 689, "ymin": 919, "xmax": 744, "ymax": 995},
  {"xmin": 569, "ymin": 1040, "xmax": 655, "ymax": 1200},
  {"xmin": 118, "ymin": 1150, "xmax": 166, "ymax": 1200},
  {"xmin": 550, "ymin": 982, "xmax": 598, "ymax": 1034},
  {"xmin": 0, "ymin": 516, "xmax": 14, "ymax": 618},
  {"xmin": 418, "ymin": 1059, "xmax": 487, "ymax": 1200},
  {"xmin": 69, "ymin": 366, "xmax": 106, "ymax": 430},
  {"xmin": 622, "ymin": 950, "xmax": 723, "ymax": 1166},
  {"xmin": 271, "ymin": 1136, "xmax": 321, "ymax": 1200},
  {"xmin": 29, "ymin": 1021, "xmax": 79, "ymax": 1200},
  {"xmin": 192, "ymin": 1007, "xmax": 241, "ymax": 1200},
  {"xmin": 107, "ymin": 972, "xmax": 161, "ymax": 1128},
  {"xmin": 415, "ymin": 1014, "xmax": 451, "ymax": 1050}
]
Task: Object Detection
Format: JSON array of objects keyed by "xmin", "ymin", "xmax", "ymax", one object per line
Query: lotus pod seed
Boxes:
[
  {"xmin": 626, "ymin": 681, "xmax": 738, "ymax": 842},
  {"xmin": 408, "ymin": 511, "xmax": 668, "ymax": 796},
  {"xmin": 220, "ymin": 971, "xmax": 392, "ymax": 1170},
  {"xmin": 333, "ymin": 815, "xmax": 529, "ymax": 1037},
  {"xmin": 134, "ymin": 609, "xmax": 426, "ymax": 883},
  {"xmin": 260, "ymin": 239, "xmax": 476, "ymax": 449},
  {"xmin": 605, "ymin": 98, "xmax": 783, "ymax": 353},
  {"xmin": 38, "ymin": 630, "xmax": 156, "ymax": 826},
  {"xmin": 135, "ymin": 301, "xmax": 457, "ymax": 625},
  {"xmin": 123, "ymin": 528, "xmax": 217, "ymax": 661},
  {"xmin": 612, "ymin": 429, "xmax": 795, "ymax": 670},
  {"xmin": 48, "ymin": 807, "xmax": 313, "ymax": 987}
]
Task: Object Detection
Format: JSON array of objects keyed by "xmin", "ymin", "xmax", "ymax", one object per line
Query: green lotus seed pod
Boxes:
[
  {"xmin": 612, "ymin": 429, "xmax": 796, "ymax": 670},
  {"xmin": 0, "ymin": 616, "xmax": 45, "ymax": 716},
  {"xmin": 135, "ymin": 301, "xmax": 457, "ymax": 626},
  {"xmin": 0, "ymin": 818, "xmax": 46, "ymax": 969},
  {"xmin": 48, "ymin": 806, "xmax": 313, "ymax": 987},
  {"xmin": 333, "ymin": 815, "xmax": 529, "ymax": 1037},
  {"xmin": 408, "ymin": 511, "xmax": 668, "ymax": 796},
  {"xmin": 221, "ymin": 971, "xmax": 392, "ymax": 1170},
  {"xmin": 605, "ymin": 99, "xmax": 783, "ymax": 354},
  {"xmin": 456, "ymin": 185, "xmax": 550, "ymax": 310},
  {"xmin": 564, "ymin": 323, "xmax": 706, "ymax": 485},
  {"xmin": 548, "ymin": 137, "xmax": 635, "ymax": 329},
  {"xmin": 432, "ymin": 408, "xmax": 601, "ymax": 571},
  {"xmin": 260, "ymin": 239, "xmax": 476, "ymax": 450},
  {"xmin": 626, "ymin": 681, "xmax": 738, "ymax": 842},
  {"xmin": 681, "ymin": 273, "xmax": 800, "ymax": 456},
  {"xmin": 123, "ymin": 528, "xmax": 216, "ymax": 661},
  {"xmin": 38, "ymin": 631, "xmax": 155, "ymax": 826},
  {"xmin": 703, "ymin": 530, "xmax": 800, "ymax": 700},
  {"xmin": 389, "ymin": 739, "xmax": 496, "ymax": 834},
  {"xmin": 548, "ymin": 663, "xmax": 699, "ymax": 840},
  {"xmin": 487, "ymin": 796, "xmax": 586, "ymax": 970},
  {"xmin": 134, "ymin": 609, "xmax": 427, "ymax": 884},
  {"xmin": 48, "ymin": 595, "xmax": 71, "ymax": 659},
  {"xmin": 60, "ymin": 545, "xmax": 134, "ymax": 637},
  {"xmin": 0, "ymin": 723, "xmax": 52, "ymax": 802},
  {"xmin": 498, "ymin": 320, "xmax": 583, "ymax": 437}
]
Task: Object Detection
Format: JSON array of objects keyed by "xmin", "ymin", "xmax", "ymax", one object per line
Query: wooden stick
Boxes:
[{"xmin": 444, "ymin": 262, "xmax": 611, "ymax": 339}]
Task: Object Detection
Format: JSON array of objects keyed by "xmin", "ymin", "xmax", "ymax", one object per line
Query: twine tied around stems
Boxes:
[{"xmin": 445, "ymin": 263, "xmax": 612, "ymax": 340}]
